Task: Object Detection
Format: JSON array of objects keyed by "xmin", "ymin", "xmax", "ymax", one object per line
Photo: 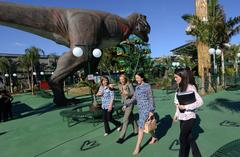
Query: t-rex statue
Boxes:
[{"xmin": 0, "ymin": 2, "xmax": 151, "ymax": 106}]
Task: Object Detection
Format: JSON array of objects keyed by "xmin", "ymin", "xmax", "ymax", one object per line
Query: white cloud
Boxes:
[{"xmin": 14, "ymin": 42, "xmax": 26, "ymax": 47}]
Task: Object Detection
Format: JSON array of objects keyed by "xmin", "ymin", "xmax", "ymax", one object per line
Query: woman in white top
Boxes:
[{"xmin": 173, "ymin": 68, "xmax": 203, "ymax": 157}]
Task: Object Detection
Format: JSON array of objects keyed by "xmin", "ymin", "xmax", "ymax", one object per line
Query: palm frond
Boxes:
[{"xmin": 226, "ymin": 16, "xmax": 240, "ymax": 28}]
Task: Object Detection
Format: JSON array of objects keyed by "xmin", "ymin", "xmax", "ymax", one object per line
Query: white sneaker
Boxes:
[{"xmin": 104, "ymin": 133, "xmax": 108, "ymax": 136}]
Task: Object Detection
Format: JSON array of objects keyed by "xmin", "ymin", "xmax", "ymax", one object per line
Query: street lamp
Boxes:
[
  {"xmin": 172, "ymin": 62, "xmax": 180, "ymax": 67},
  {"xmin": 12, "ymin": 73, "xmax": 17, "ymax": 77},
  {"xmin": 209, "ymin": 48, "xmax": 221, "ymax": 73},
  {"xmin": 209, "ymin": 47, "xmax": 222, "ymax": 85}
]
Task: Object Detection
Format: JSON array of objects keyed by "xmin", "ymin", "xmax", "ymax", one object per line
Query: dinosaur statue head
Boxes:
[{"xmin": 127, "ymin": 13, "xmax": 151, "ymax": 42}]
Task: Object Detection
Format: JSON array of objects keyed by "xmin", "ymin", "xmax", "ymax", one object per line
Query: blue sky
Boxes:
[{"xmin": 0, "ymin": 0, "xmax": 239, "ymax": 57}]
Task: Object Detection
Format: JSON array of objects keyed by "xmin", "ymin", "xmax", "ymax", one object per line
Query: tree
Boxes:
[
  {"xmin": 97, "ymin": 35, "xmax": 152, "ymax": 82},
  {"xmin": 224, "ymin": 44, "xmax": 240, "ymax": 77},
  {"xmin": 24, "ymin": 46, "xmax": 42, "ymax": 95},
  {"xmin": 0, "ymin": 57, "xmax": 17, "ymax": 92},
  {"xmin": 98, "ymin": 47, "xmax": 115, "ymax": 80},
  {"xmin": 182, "ymin": 0, "xmax": 240, "ymax": 91},
  {"xmin": 17, "ymin": 55, "xmax": 31, "ymax": 89},
  {"xmin": 115, "ymin": 35, "xmax": 152, "ymax": 81},
  {"xmin": 0, "ymin": 57, "xmax": 10, "ymax": 74},
  {"xmin": 178, "ymin": 55, "xmax": 196, "ymax": 70}
]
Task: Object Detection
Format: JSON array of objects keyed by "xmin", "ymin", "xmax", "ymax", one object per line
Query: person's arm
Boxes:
[
  {"xmin": 123, "ymin": 92, "xmax": 136, "ymax": 108},
  {"xmin": 147, "ymin": 85, "xmax": 155, "ymax": 112},
  {"xmin": 108, "ymin": 90, "xmax": 115, "ymax": 112},
  {"xmin": 183, "ymin": 85, "xmax": 203, "ymax": 110},
  {"xmin": 127, "ymin": 83, "xmax": 134, "ymax": 98},
  {"xmin": 173, "ymin": 92, "xmax": 180, "ymax": 122}
]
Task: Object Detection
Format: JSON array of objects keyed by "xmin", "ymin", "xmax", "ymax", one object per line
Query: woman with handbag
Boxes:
[
  {"xmin": 123, "ymin": 72, "xmax": 157, "ymax": 155},
  {"xmin": 116, "ymin": 74, "xmax": 138, "ymax": 144},
  {"xmin": 173, "ymin": 68, "xmax": 203, "ymax": 157}
]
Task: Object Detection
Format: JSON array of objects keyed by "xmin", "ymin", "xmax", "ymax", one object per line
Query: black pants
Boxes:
[
  {"xmin": 179, "ymin": 119, "xmax": 202, "ymax": 157},
  {"xmin": 103, "ymin": 109, "xmax": 121, "ymax": 134}
]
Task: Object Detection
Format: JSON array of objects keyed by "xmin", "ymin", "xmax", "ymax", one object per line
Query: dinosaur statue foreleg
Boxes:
[{"xmin": 49, "ymin": 50, "xmax": 89, "ymax": 106}]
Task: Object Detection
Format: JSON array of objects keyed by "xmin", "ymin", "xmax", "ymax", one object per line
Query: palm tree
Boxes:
[
  {"xmin": 183, "ymin": 0, "xmax": 240, "ymax": 92},
  {"xmin": 0, "ymin": 57, "xmax": 10, "ymax": 74},
  {"xmin": 0, "ymin": 57, "xmax": 17, "ymax": 93},
  {"xmin": 225, "ymin": 44, "xmax": 240, "ymax": 76},
  {"xmin": 178, "ymin": 55, "xmax": 196, "ymax": 70},
  {"xmin": 78, "ymin": 80, "xmax": 99, "ymax": 109},
  {"xmin": 0, "ymin": 57, "xmax": 10, "ymax": 90},
  {"xmin": 24, "ymin": 46, "xmax": 42, "ymax": 95},
  {"xmin": 17, "ymin": 55, "xmax": 31, "ymax": 89}
]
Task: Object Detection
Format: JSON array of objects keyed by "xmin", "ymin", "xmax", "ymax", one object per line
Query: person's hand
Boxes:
[
  {"xmin": 96, "ymin": 92, "xmax": 103, "ymax": 96},
  {"xmin": 121, "ymin": 91, "xmax": 128, "ymax": 96},
  {"xmin": 108, "ymin": 105, "xmax": 113, "ymax": 112},
  {"xmin": 173, "ymin": 115, "xmax": 178, "ymax": 123},
  {"xmin": 177, "ymin": 104, "xmax": 186, "ymax": 110},
  {"xmin": 109, "ymin": 84, "xmax": 114, "ymax": 89},
  {"xmin": 148, "ymin": 112, "xmax": 154, "ymax": 120}
]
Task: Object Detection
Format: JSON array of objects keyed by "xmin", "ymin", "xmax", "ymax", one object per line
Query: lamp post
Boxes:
[
  {"xmin": 172, "ymin": 62, "xmax": 180, "ymax": 68},
  {"xmin": 72, "ymin": 45, "xmax": 102, "ymax": 79},
  {"xmin": 12, "ymin": 73, "xmax": 17, "ymax": 93},
  {"xmin": 4, "ymin": 73, "xmax": 9, "ymax": 91},
  {"xmin": 40, "ymin": 71, "xmax": 45, "ymax": 81},
  {"xmin": 209, "ymin": 47, "xmax": 222, "ymax": 86}
]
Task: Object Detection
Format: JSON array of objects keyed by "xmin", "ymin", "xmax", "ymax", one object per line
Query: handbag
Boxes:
[{"xmin": 144, "ymin": 116, "xmax": 157, "ymax": 133}]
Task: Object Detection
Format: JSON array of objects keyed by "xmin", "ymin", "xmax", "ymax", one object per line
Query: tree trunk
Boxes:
[
  {"xmin": 31, "ymin": 62, "xmax": 34, "ymax": 95},
  {"xmin": 27, "ymin": 71, "xmax": 31, "ymax": 89}
]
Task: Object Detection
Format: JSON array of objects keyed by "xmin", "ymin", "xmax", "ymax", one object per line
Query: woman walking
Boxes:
[
  {"xmin": 116, "ymin": 74, "xmax": 138, "ymax": 144},
  {"xmin": 173, "ymin": 68, "xmax": 203, "ymax": 157},
  {"xmin": 123, "ymin": 72, "xmax": 157, "ymax": 155}
]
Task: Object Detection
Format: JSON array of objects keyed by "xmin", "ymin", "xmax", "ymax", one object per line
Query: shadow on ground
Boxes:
[
  {"xmin": 210, "ymin": 139, "xmax": 240, "ymax": 157},
  {"xmin": 207, "ymin": 98, "xmax": 240, "ymax": 112},
  {"xmin": 11, "ymin": 100, "xmax": 89, "ymax": 121}
]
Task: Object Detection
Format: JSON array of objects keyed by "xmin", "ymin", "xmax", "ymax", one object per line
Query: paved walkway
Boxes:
[{"xmin": 0, "ymin": 88, "xmax": 240, "ymax": 157}]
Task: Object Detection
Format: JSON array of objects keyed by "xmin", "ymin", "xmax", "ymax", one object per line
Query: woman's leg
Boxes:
[
  {"xmin": 107, "ymin": 109, "xmax": 121, "ymax": 128},
  {"xmin": 129, "ymin": 106, "xmax": 138, "ymax": 134},
  {"xmin": 103, "ymin": 109, "xmax": 110, "ymax": 134},
  {"xmin": 179, "ymin": 119, "xmax": 195, "ymax": 157},
  {"xmin": 119, "ymin": 105, "xmax": 132, "ymax": 139},
  {"xmin": 133, "ymin": 127, "xmax": 144, "ymax": 155},
  {"xmin": 187, "ymin": 122, "xmax": 202, "ymax": 157}
]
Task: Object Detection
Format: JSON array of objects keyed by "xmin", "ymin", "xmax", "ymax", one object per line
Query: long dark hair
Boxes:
[
  {"xmin": 135, "ymin": 71, "xmax": 147, "ymax": 82},
  {"xmin": 174, "ymin": 68, "xmax": 198, "ymax": 92}
]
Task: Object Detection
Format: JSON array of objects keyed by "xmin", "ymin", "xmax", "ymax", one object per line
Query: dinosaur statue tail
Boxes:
[{"xmin": 0, "ymin": 2, "xmax": 68, "ymax": 45}]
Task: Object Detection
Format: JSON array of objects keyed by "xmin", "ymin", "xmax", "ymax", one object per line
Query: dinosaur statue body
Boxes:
[{"xmin": 0, "ymin": 2, "xmax": 151, "ymax": 105}]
